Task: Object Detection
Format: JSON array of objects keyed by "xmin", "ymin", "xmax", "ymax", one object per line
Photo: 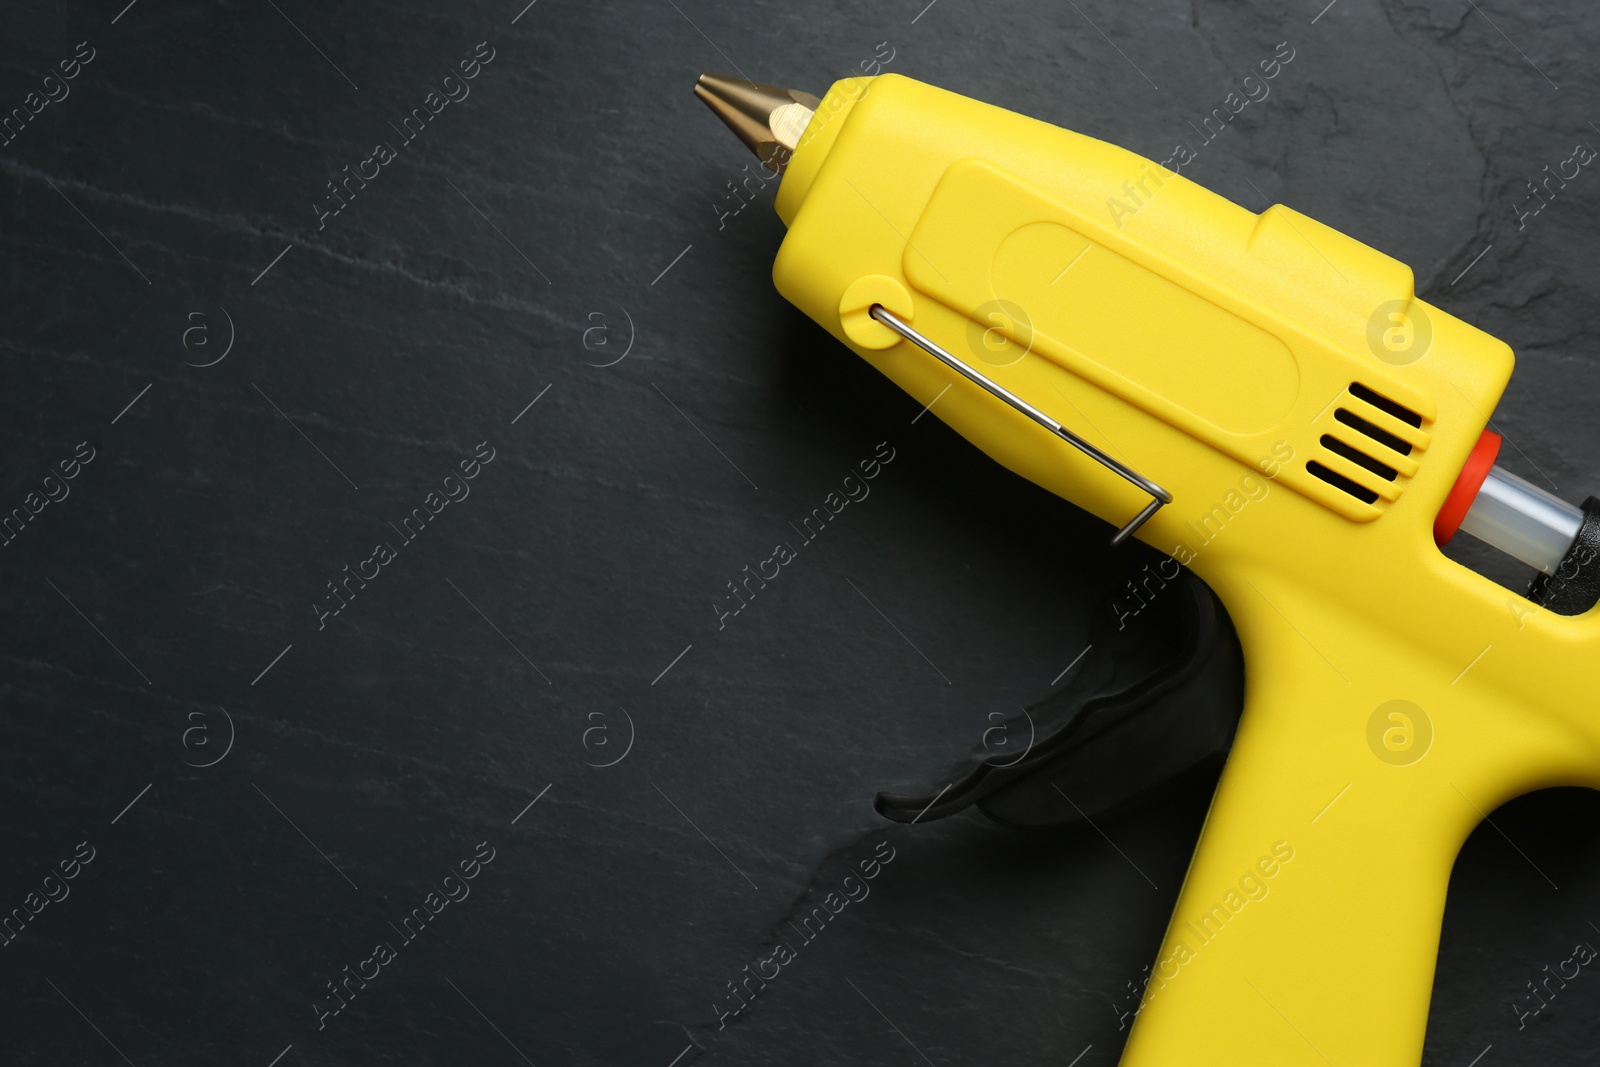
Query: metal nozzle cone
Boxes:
[{"xmin": 694, "ymin": 73, "xmax": 820, "ymax": 173}]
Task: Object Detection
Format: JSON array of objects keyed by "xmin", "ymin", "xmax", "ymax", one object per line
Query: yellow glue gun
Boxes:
[{"xmin": 697, "ymin": 72, "xmax": 1600, "ymax": 1066}]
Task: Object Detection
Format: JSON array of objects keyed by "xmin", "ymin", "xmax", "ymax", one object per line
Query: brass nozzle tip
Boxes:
[{"xmin": 694, "ymin": 72, "xmax": 820, "ymax": 173}]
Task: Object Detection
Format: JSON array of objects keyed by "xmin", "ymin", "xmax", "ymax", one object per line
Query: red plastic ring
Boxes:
[{"xmin": 1434, "ymin": 430, "xmax": 1502, "ymax": 547}]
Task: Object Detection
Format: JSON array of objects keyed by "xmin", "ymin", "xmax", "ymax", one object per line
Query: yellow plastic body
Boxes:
[{"xmin": 769, "ymin": 74, "xmax": 1600, "ymax": 1065}]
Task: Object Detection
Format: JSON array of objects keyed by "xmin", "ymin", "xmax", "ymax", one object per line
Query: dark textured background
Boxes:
[{"xmin": 2, "ymin": 1, "xmax": 1598, "ymax": 1064}]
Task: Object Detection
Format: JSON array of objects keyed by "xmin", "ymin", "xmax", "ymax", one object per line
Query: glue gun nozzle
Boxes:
[{"xmin": 694, "ymin": 73, "xmax": 820, "ymax": 174}]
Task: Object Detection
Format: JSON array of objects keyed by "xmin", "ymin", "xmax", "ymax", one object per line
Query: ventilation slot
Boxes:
[
  {"xmin": 1334, "ymin": 408, "xmax": 1412, "ymax": 456},
  {"xmin": 1320, "ymin": 435, "xmax": 1398, "ymax": 481},
  {"xmin": 1307, "ymin": 460, "xmax": 1380, "ymax": 504},
  {"xmin": 1349, "ymin": 382, "xmax": 1423, "ymax": 427}
]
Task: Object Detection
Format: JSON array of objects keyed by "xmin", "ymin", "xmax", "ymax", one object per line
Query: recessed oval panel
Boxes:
[{"xmin": 991, "ymin": 221, "xmax": 1299, "ymax": 435}]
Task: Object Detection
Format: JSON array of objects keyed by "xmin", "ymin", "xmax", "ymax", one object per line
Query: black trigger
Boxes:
[{"xmin": 874, "ymin": 566, "xmax": 1244, "ymax": 830}]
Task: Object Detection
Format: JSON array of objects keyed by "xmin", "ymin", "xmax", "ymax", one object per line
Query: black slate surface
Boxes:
[{"xmin": 2, "ymin": 1, "xmax": 1598, "ymax": 1064}]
